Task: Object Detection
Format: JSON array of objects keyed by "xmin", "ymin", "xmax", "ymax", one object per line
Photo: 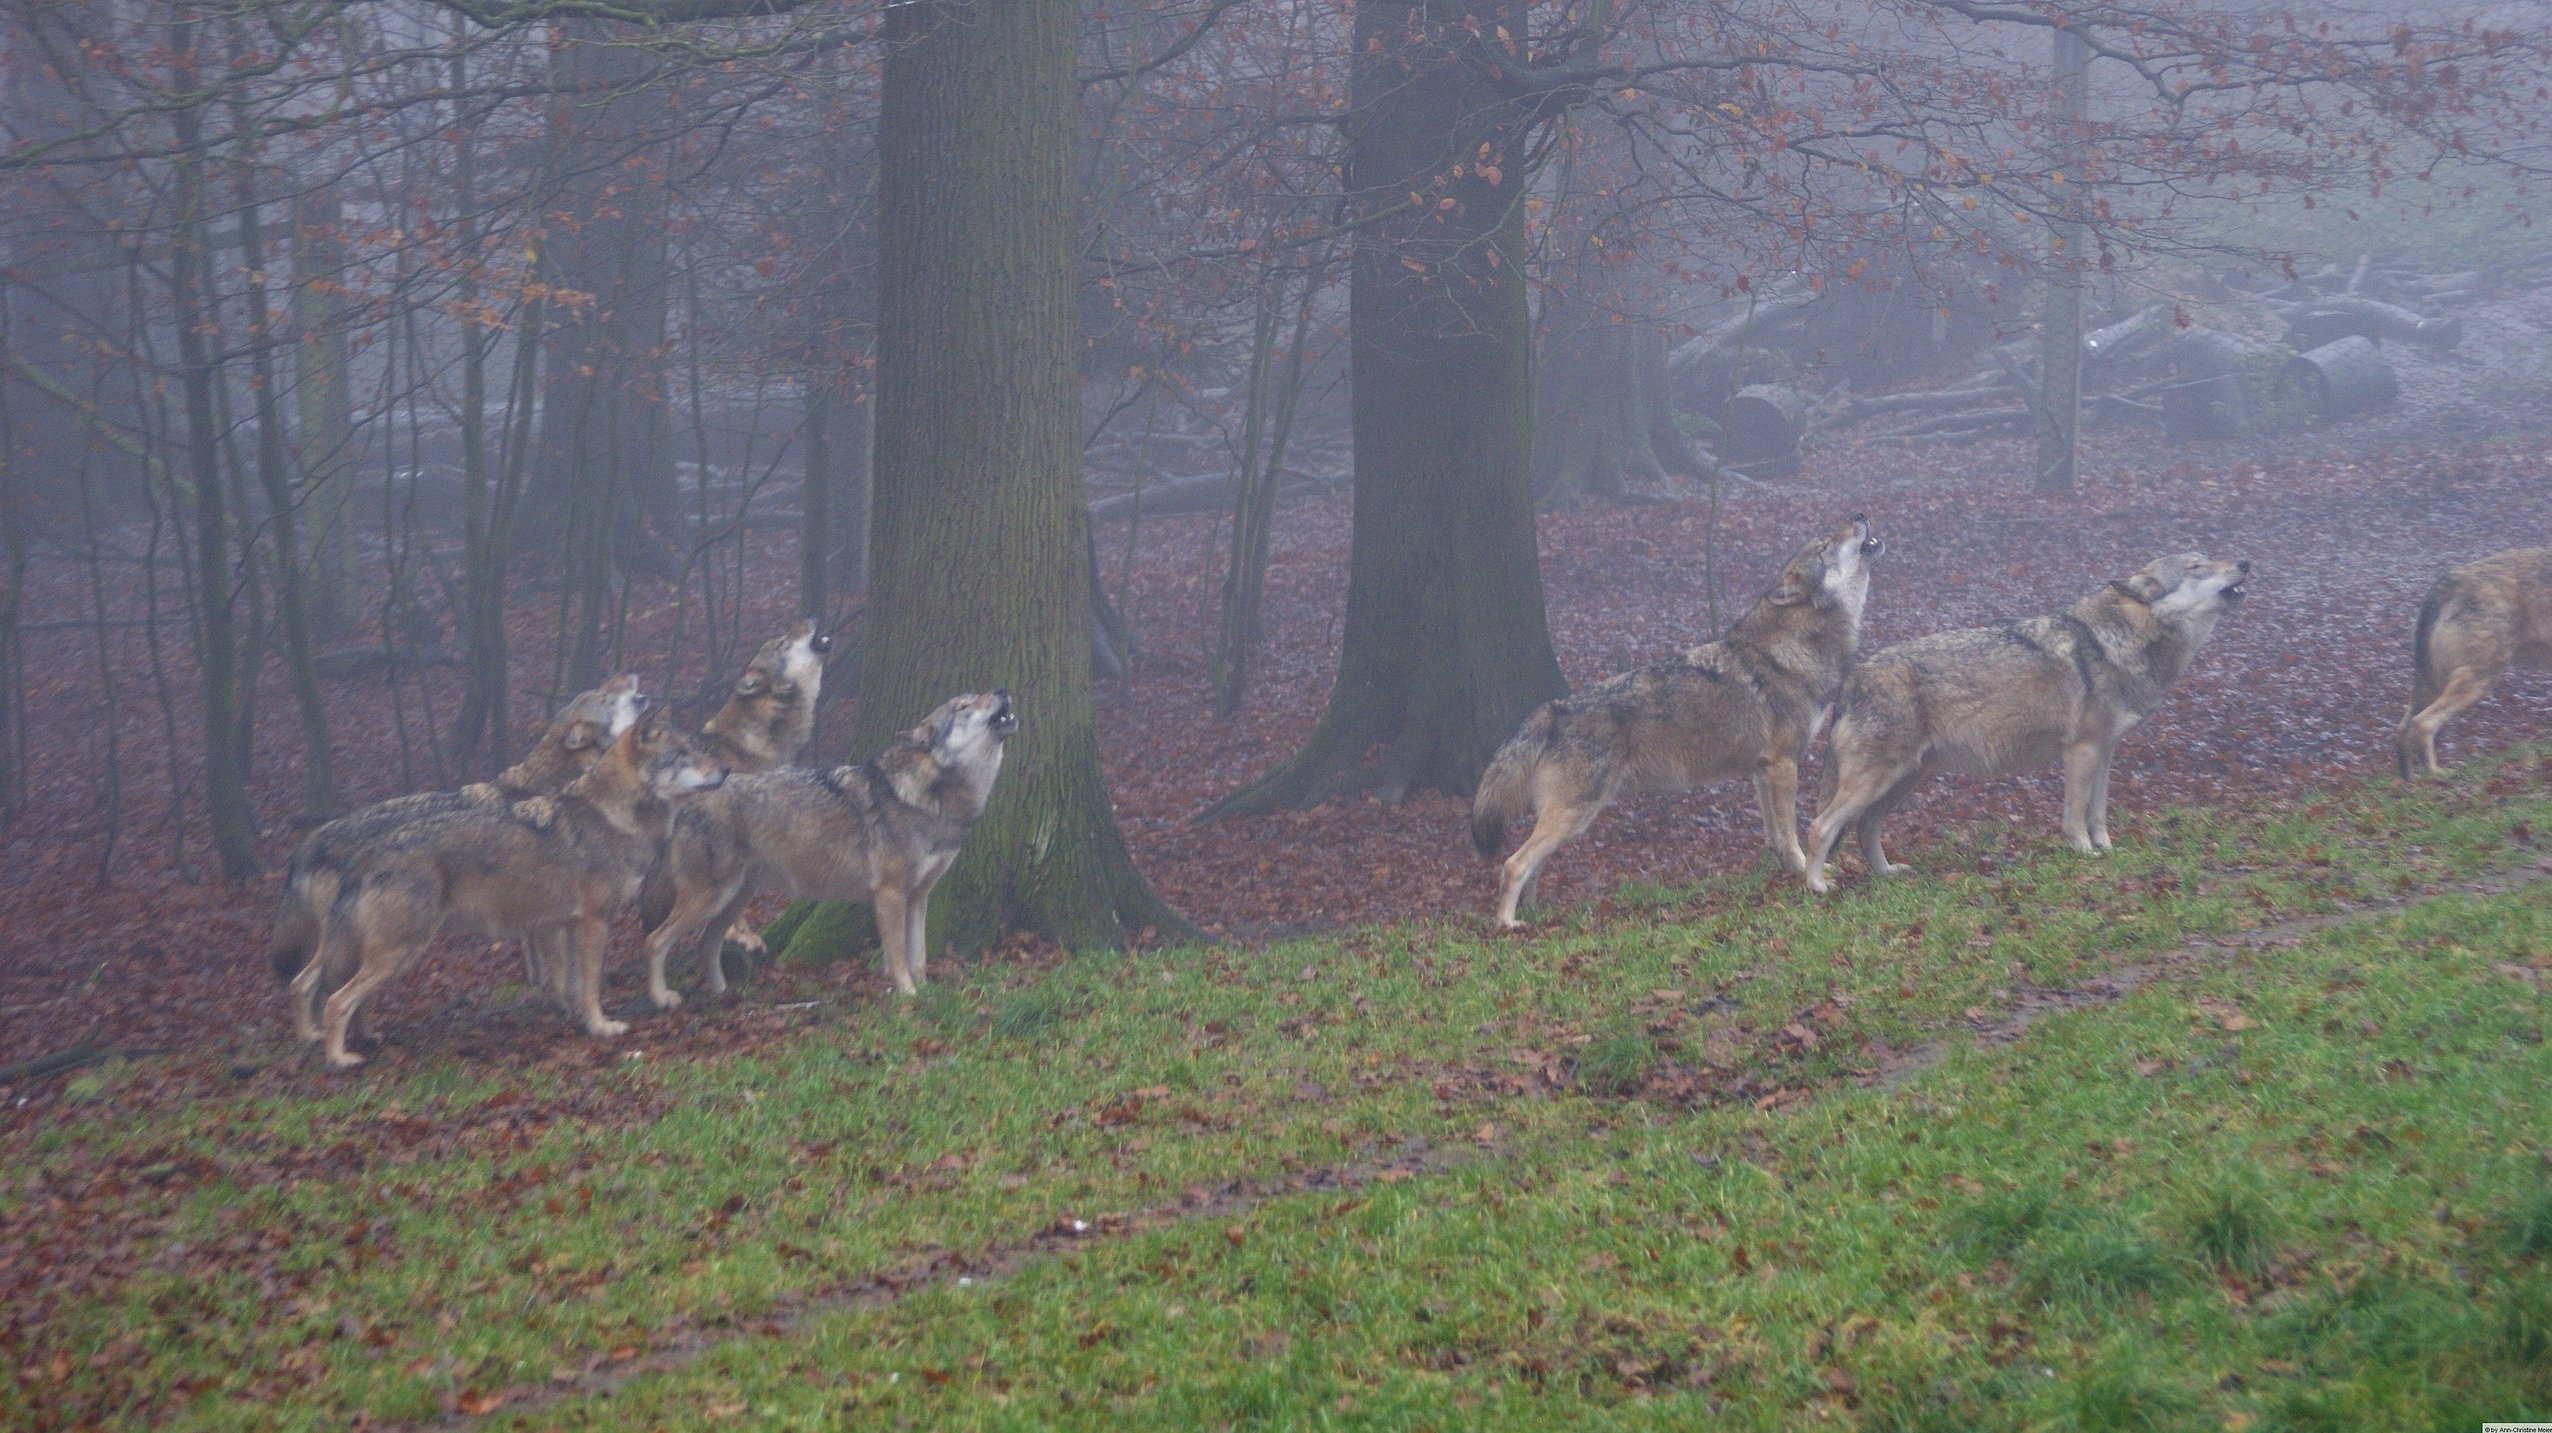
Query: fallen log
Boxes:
[
  {"xmin": 1666, "ymin": 277, "xmax": 1821, "ymax": 375},
  {"xmin": 2285, "ymin": 296, "xmax": 2460, "ymax": 351},
  {"xmin": 1883, "ymin": 406, "xmax": 2030, "ymax": 440},
  {"xmin": 1721, "ymin": 384, "xmax": 1806, "ymax": 465},
  {"xmin": 2082, "ymin": 303, "xmax": 2172, "ymax": 366},
  {"xmin": 2158, "ymin": 330, "xmax": 2279, "ymax": 439},
  {"xmin": 1823, "ymin": 382, "xmax": 2021, "ymax": 424},
  {"xmin": 2281, "ymin": 336, "xmax": 2398, "ymax": 423},
  {"xmin": 1084, "ymin": 471, "xmax": 1344, "ymax": 522}
]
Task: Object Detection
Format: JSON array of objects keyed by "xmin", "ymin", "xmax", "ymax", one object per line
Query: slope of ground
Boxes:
[{"xmin": 5, "ymin": 752, "xmax": 2549, "ymax": 1427}]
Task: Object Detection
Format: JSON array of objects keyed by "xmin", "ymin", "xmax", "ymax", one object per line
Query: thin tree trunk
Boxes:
[
  {"xmin": 229, "ymin": 124, "xmax": 339, "ymax": 817},
  {"xmin": 168, "ymin": 87, "xmax": 260, "ymax": 878},
  {"xmin": 1204, "ymin": 0, "xmax": 1566, "ymax": 817},
  {"xmin": 796, "ymin": 0, "xmax": 1187, "ymax": 958},
  {"xmin": 801, "ymin": 380, "xmax": 831, "ymax": 621},
  {"xmin": 2036, "ymin": 24, "xmax": 2092, "ymax": 493},
  {"xmin": 1211, "ymin": 270, "xmax": 1318, "ymax": 714},
  {"xmin": 290, "ymin": 191, "xmax": 356, "ymax": 642}
]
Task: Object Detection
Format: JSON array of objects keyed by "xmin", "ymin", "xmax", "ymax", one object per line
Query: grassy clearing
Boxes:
[{"xmin": 7, "ymin": 752, "xmax": 2552, "ymax": 1428}]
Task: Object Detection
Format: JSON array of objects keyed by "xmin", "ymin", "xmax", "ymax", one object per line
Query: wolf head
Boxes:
[
  {"xmin": 2113, "ymin": 553, "xmax": 2251, "ymax": 623},
  {"xmin": 702, "ymin": 621, "xmax": 832, "ymax": 768},
  {"xmin": 920, "ymin": 688, "xmax": 1018, "ymax": 766},
  {"xmin": 872, "ymin": 690, "xmax": 1015, "ymax": 813},
  {"xmin": 558, "ymin": 673, "xmax": 647, "ymax": 754},
  {"xmin": 1767, "ymin": 513, "xmax": 1885, "ymax": 610},
  {"xmin": 731, "ymin": 619, "xmax": 830, "ymax": 708},
  {"xmin": 620, "ymin": 718, "xmax": 730, "ymax": 801}
]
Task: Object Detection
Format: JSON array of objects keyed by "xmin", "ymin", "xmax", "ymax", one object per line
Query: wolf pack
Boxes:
[{"xmin": 268, "ymin": 524, "xmax": 2552, "ymax": 1070}]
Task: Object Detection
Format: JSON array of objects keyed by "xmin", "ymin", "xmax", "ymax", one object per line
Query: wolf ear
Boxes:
[
  {"xmin": 562, "ymin": 725, "xmax": 597, "ymax": 751},
  {"xmin": 2113, "ymin": 571, "xmax": 2169, "ymax": 604},
  {"xmin": 1767, "ymin": 573, "xmax": 1813, "ymax": 607},
  {"xmin": 735, "ymin": 673, "xmax": 764, "ymax": 696}
]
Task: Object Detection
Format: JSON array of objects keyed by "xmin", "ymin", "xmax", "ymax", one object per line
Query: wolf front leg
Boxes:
[
  {"xmin": 872, "ymin": 885, "xmax": 917, "ymax": 997},
  {"xmin": 2086, "ymin": 744, "xmax": 2119, "ymax": 851},
  {"xmin": 1755, "ymin": 750, "xmax": 1808, "ymax": 874},
  {"xmin": 569, "ymin": 914, "xmax": 630, "ymax": 1039}
]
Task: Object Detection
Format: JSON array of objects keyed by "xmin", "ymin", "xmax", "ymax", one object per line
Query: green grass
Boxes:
[{"xmin": 8, "ymin": 751, "xmax": 2552, "ymax": 1428}]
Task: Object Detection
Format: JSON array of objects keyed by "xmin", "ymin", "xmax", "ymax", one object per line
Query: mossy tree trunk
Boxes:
[
  {"xmin": 1203, "ymin": 0, "xmax": 1567, "ymax": 817},
  {"xmin": 791, "ymin": 0, "xmax": 1186, "ymax": 961}
]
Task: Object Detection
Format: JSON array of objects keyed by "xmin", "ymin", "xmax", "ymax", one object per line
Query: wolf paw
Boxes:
[
  {"xmin": 649, "ymin": 986, "xmax": 683, "ymax": 1011},
  {"xmin": 587, "ymin": 1017, "xmax": 631, "ymax": 1039},
  {"xmin": 722, "ymin": 925, "xmax": 767, "ymax": 959},
  {"xmin": 324, "ymin": 1049, "xmax": 367, "ymax": 1070}
]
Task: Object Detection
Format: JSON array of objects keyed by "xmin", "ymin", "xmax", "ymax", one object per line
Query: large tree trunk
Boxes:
[
  {"xmin": 794, "ymin": 0, "xmax": 1184, "ymax": 959},
  {"xmin": 1204, "ymin": 0, "xmax": 1566, "ymax": 817}
]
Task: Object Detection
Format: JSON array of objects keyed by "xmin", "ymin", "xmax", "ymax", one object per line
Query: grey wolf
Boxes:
[
  {"xmin": 2396, "ymin": 547, "xmax": 2552, "ymax": 777},
  {"xmin": 1471, "ymin": 515, "xmax": 1884, "ymax": 927},
  {"xmin": 1803, "ymin": 552, "xmax": 2250, "ymax": 893},
  {"xmin": 298, "ymin": 718, "xmax": 727, "ymax": 1069},
  {"xmin": 267, "ymin": 675, "xmax": 644, "ymax": 1003},
  {"xmin": 641, "ymin": 690, "xmax": 1014, "ymax": 1004},
  {"xmin": 695, "ymin": 619, "xmax": 832, "ymax": 775},
  {"xmin": 553, "ymin": 620, "xmax": 833, "ymax": 1001}
]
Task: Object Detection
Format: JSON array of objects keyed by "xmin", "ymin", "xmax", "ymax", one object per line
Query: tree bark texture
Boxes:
[
  {"xmin": 806, "ymin": 0, "xmax": 1185, "ymax": 957},
  {"xmin": 1206, "ymin": 0, "xmax": 1566, "ymax": 816}
]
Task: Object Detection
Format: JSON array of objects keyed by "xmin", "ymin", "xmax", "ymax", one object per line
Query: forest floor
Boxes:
[{"xmin": 4, "ymin": 311, "xmax": 2552, "ymax": 1070}]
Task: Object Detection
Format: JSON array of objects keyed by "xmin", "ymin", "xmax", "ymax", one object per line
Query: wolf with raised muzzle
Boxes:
[
  {"xmin": 1471, "ymin": 515, "xmax": 1885, "ymax": 927},
  {"xmin": 301, "ymin": 718, "xmax": 727, "ymax": 1069},
  {"xmin": 2395, "ymin": 547, "xmax": 2552, "ymax": 778},
  {"xmin": 1803, "ymin": 552, "xmax": 2251, "ymax": 893},
  {"xmin": 561, "ymin": 620, "xmax": 833, "ymax": 1004},
  {"xmin": 642, "ymin": 690, "xmax": 1015, "ymax": 1003}
]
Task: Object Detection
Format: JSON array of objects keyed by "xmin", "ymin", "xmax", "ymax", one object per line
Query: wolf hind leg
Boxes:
[
  {"xmin": 1805, "ymin": 753, "xmax": 1915, "ymax": 894},
  {"xmin": 1855, "ymin": 766, "xmax": 1926, "ymax": 878},
  {"xmin": 1495, "ymin": 796, "xmax": 1602, "ymax": 929},
  {"xmin": 2399, "ymin": 665, "xmax": 2498, "ymax": 778}
]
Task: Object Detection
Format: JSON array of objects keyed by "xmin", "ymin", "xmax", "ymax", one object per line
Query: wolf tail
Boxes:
[
  {"xmin": 2407, "ymin": 583, "xmax": 2448, "ymax": 717},
  {"xmin": 267, "ymin": 895, "xmax": 317, "ymax": 982},
  {"xmin": 1472, "ymin": 709, "xmax": 1553, "ymax": 858},
  {"xmin": 636, "ymin": 862, "xmax": 675, "ymax": 934},
  {"xmin": 266, "ymin": 850, "xmax": 333, "ymax": 982}
]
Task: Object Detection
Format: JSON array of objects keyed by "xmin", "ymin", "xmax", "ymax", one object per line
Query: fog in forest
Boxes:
[{"xmin": 1, "ymin": 0, "xmax": 2544, "ymax": 1010}]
